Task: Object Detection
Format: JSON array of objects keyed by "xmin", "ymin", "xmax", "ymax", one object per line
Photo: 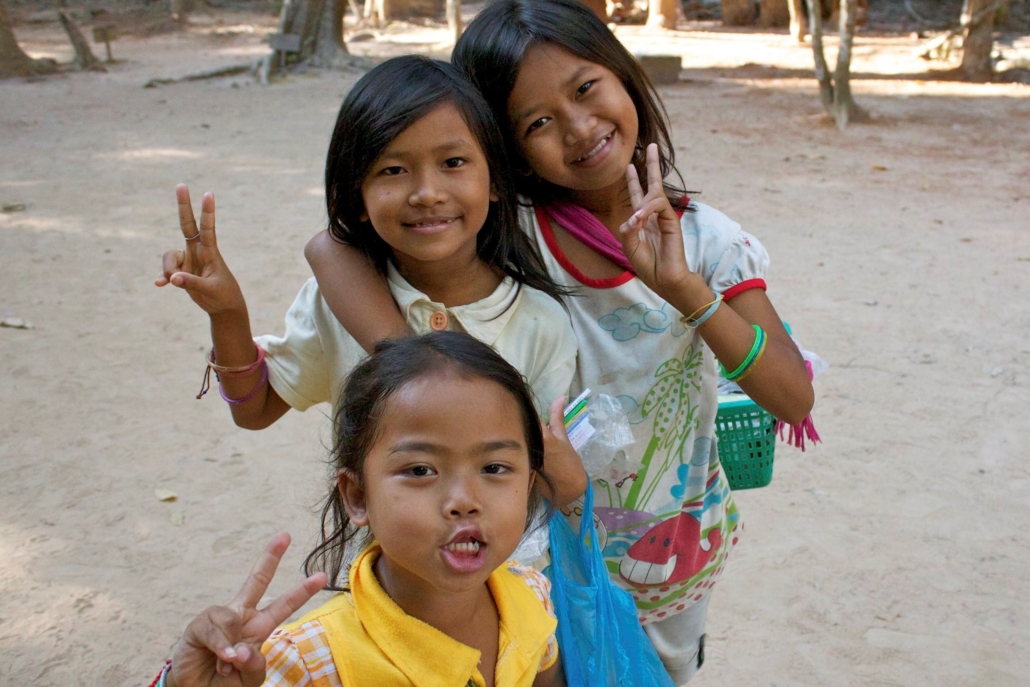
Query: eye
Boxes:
[
  {"xmin": 378, "ymin": 165, "xmax": 405, "ymax": 177},
  {"xmin": 482, "ymin": 463, "xmax": 511, "ymax": 475},
  {"xmin": 405, "ymin": 465, "xmax": 436, "ymax": 477},
  {"xmin": 576, "ymin": 80, "xmax": 595, "ymax": 97},
  {"xmin": 443, "ymin": 157, "xmax": 466, "ymax": 168},
  {"xmin": 525, "ymin": 117, "xmax": 550, "ymax": 137}
]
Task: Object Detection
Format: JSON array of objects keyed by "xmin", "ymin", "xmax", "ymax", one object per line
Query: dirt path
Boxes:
[{"xmin": 1, "ymin": 14, "xmax": 1028, "ymax": 686}]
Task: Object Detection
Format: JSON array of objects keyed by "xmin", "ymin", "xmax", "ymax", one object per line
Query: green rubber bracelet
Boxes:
[{"xmin": 721, "ymin": 324, "xmax": 764, "ymax": 380}]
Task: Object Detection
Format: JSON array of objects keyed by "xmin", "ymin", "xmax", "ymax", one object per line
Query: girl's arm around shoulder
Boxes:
[{"xmin": 305, "ymin": 230, "xmax": 412, "ymax": 354}]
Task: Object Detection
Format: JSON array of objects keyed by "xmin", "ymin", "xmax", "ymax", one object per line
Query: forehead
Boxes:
[
  {"xmin": 372, "ymin": 369, "xmax": 527, "ymax": 449},
  {"xmin": 379, "ymin": 102, "xmax": 481, "ymax": 156},
  {"xmin": 508, "ymin": 43, "xmax": 607, "ymax": 116}
]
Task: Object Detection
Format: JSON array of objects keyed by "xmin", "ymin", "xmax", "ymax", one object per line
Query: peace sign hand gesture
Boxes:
[
  {"xmin": 616, "ymin": 144, "xmax": 699, "ymax": 302},
  {"xmin": 165, "ymin": 533, "xmax": 327, "ymax": 687},
  {"xmin": 154, "ymin": 185, "xmax": 247, "ymax": 317}
]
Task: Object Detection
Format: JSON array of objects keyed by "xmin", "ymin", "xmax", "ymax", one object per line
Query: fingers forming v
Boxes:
[
  {"xmin": 176, "ymin": 184, "xmax": 200, "ymax": 241},
  {"xmin": 230, "ymin": 532, "xmax": 292, "ymax": 615},
  {"xmin": 626, "ymin": 164, "xmax": 644, "ymax": 210},
  {"xmin": 198, "ymin": 191, "xmax": 217, "ymax": 249},
  {"xmin": 645, "ymin": 143, "xmax": 662, "ymax": 198}
]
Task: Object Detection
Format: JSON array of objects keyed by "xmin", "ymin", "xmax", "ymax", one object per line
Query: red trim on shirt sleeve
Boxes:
[
  {"xmin": 722, "ymin": 278, "xmax": 767, "ymax": 301},
  {"xmin": 534, "ymin": 206, "xmax": 635, "ymax": 290}
]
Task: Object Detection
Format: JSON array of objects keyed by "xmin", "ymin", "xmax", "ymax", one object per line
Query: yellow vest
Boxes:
[{"xmin": 282, "ymin": 543, "xmax": 557, "ymax": 687}]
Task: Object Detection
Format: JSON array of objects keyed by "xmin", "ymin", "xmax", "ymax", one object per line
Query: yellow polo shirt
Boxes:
[{"xmin": 261, "ymin": 543, "xmax": 559, "ymax": 687}]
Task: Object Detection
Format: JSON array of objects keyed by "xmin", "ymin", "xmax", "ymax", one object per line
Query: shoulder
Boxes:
[
  {"xmin": 680, "ymin": 202, "xmax": 744, "ymax": 244},
  {"xmin": 504, "ymin": 562, "xmax": 555, "ymax": 616},
  {"xmin": 264, "ymin": 617, "xmax": 342, "ymax": 687}
]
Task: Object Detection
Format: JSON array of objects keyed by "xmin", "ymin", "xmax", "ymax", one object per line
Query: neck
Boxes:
[
  {"xmin": 374, "ymin": 553, "xmax": 493, "ymax": 639},
  {"xmin": 393, "ymin": 245, "xmax": 501, "ymax": 308},
  {"xmin": 566, "ymin": 177, "xmax": 635, "ymax": 235}
]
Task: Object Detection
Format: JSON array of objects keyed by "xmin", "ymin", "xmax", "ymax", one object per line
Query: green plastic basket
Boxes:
[{"xmin": 716, "ymin": 395, "xmax": 775, "ymax": 490}]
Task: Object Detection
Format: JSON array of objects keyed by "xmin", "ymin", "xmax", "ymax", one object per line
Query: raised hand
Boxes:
[
  {"xmin": 155, "ymin": 185, "xmax": 247, "ymax": 317},
  {"xmin": 616, "ymin": 144, "xmax": 696, "ymax": 301},
  {"xmin": 166, "ymin": 533, "xmax": 327, "ymax": 687}
]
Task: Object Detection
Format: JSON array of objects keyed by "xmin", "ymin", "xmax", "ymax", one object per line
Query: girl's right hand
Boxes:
[
  {"xmin": 616, "ymin": 144, "xmax": 700, "ymax": 302},
  {"xmin": 165, "ymin": 533, "xmax": 327, "ymax": 687},
  {"xmin": 155, "ymin": 185, "xmax": 247, "ymax": 317}
]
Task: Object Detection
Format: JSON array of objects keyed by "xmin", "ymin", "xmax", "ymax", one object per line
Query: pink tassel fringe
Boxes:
[{"xmin": 773, "ymin": 359, "xmax": 821, "ymax": 451}]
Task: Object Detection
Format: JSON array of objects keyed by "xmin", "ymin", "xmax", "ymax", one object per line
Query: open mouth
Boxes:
[
  {"xmin": 574, "ymin": 132, "xmax": 614, "ymax": 164},
  {"xmin": 440, "ymin": 531, "xmax": 488, "ymax": 573}
]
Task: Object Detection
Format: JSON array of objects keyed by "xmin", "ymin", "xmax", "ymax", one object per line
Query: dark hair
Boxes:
[
  {"xmin": 324, "ymin": 54, "xmax": 568, "ymax": 304},
  {"xmin": 304, "ymin": 331, "xmax": 555, "ymax": 590},
  {"xmin": 452, "ymin": 0, "xmax": 689, "ymax": 206}
]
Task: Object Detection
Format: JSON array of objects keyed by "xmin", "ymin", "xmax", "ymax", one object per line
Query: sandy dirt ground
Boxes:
[{"xmin": 2, "ymin": 7, "xmax": 1029, "ymax": 686}]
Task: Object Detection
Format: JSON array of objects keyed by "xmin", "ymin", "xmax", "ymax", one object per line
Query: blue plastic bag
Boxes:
[{"xmin": 545, "ymin": 484, "xmax": 676, "ymax": 687}]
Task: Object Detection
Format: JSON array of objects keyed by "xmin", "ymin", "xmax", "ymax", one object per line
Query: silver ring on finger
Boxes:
[{"xmin": 185, "ymin": 231, "xmax": 201, "ymax": 241}]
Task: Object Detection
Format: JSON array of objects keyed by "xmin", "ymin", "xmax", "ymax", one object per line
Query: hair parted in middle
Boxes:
[
  {"xmin": 324, "ymin": 54, "xmax": 568, "ymax": 304},
  {"xmin": 304, "ymin": 331, "xmax": 556, "ymax": 590},
  {"xmin": 452, "ymin": 0, "xmax": 690, "ymax": 207}
]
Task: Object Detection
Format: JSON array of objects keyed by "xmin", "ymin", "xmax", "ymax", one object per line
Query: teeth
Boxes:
[
  {"xmin": 445, "ymin": 541, "xmax": 481, "ymax": 553},
  {"xmin": 579, "ymin": 135, "xmax": 610, "ymax": 162}
]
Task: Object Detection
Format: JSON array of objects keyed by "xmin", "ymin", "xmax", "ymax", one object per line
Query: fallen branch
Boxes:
[{"xmin": 143, "ymin": 63, "xmax": 254, "ymax": 88}]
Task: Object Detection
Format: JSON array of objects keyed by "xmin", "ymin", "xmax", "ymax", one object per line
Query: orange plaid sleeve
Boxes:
[
  {"xmin": 262, "ymin": 619, "xmax": 343, "ymax": 687},
  {"xmin": 506, "ymin": 562, "xmax": 560, "ymax": 671}
]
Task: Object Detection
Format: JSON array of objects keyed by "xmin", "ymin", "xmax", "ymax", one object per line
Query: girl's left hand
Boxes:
[
  {"xmin": 617, "ymin": 143, "xmax": 697, "ymax": 300},
  {"xmin": 165, "ymin": 533, "xmax": 326, "ymax": 687},
  {"xmin": 540, "ymin": 397, "xmax": 588, "ymax": 508}
]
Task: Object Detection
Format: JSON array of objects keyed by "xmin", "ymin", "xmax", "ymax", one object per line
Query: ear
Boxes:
[
  {"xmin": 489, "ymin": 183, "xmax": 499, "ymax": 204},
  {"xmin": 338, "ymin": 469, "xmax": 370, "ymax": 528},
  {"xmin": 359, "ymin": 211, "xmax": 369, "ymax": 223}
]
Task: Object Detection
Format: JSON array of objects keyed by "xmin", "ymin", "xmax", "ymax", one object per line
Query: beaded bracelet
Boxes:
[
  {"xmin": 197, "ymin": 344, "xmax": 266, "ymax": 399},
  {"xmin": 720, "ymin": 324, "xmax": 765, "ymax": 381}
]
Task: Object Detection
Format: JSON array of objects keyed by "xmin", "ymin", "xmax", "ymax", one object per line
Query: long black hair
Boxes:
[
  {"xmin": 452, "ymin": 0, "xmax": 689, "ymax": 207},
  {"xmin": 304, "ymin": 331, "xmax": 556, "ymax": 590},
  {"xmin": 324, "ymin": 55, "xmax": 568, "ymax": 303}
]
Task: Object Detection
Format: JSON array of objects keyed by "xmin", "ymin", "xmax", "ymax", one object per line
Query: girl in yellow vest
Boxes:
[{"xmin": 153, "ymin": 332, "xmax": 570, "ymax": 687}]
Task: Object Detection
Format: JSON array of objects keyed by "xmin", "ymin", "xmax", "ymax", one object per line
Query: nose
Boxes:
[
  {"xmin": 443, "ymin": 473, "xmax": 482, "ymax": 519},
  {"xmin": 562, "ymin": 103, "xmax": 597, "ymax": 147},
  {"xmin": 408, "ymin": 167, "xmax": 448, "ymax": 208}
]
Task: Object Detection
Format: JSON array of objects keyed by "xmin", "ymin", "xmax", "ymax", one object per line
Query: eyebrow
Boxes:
[
  {"xmin": 388, "ymin": 439, "xmax": 524, "ymax": 456},
  {"xmin": 379, "ymin": 139, "xmax": 473, "ymax": 159},
  {"xmin": 511, "ymin": 65, "xmax": 594, "ymax": 126}
]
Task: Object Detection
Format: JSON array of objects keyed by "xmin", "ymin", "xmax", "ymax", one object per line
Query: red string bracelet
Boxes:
[{"xmin": 148, "ymin": 660, "xmax": 171, "ymax": 687}]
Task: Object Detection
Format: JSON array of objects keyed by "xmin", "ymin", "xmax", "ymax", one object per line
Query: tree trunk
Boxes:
[
  {"xmin": 808, "ymin": 0, "xmax": 865, "ymax": 129},
  {"xmin": 446, "ymin": 0, "xmax": 461, "ymax": 44},
  {"xmin": 265, "ymin": 0, "xmax": 351, "ymax": 77},
  {"xmin": 58, "ymin": 10, "xmax": 106, "ymax": 72},
  {"xmin": 960, "ymin": 0, "xmax": 1001, "ymax": 81},
  {"xmin": 759, "ymin": 0, "xmax": 790, "ymax": 27},
  {"xmin": 646, "ymin": 0, "xmax": 678, "ymax": 29},
  {"xmin": 721, "ymin": 0, "xmax": 756, "ymax": 26},
  {"xmin": 787, "ymin": 0, "xmax": 806, "ymax": 41},
  {"xmin": 0, "ymin": 0, "xmax": 36, "ymax": 78}
]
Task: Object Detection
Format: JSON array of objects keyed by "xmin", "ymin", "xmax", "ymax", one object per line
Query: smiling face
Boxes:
[
  {"xmin": 360, "ymin": 102, "xmax": 497, "ymax": 273},
  {"xmin": 340, "ymin": 368, "xmax": 534, "ymax": 597},
  {"xmin": 507, "ymin": 43, "xmax": 640, "ymax": 197}
]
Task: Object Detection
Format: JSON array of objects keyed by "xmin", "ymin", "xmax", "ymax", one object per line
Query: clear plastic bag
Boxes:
[{"xmin": 564, "ymin": 391, "xmax": 637, "ymax": 481}]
